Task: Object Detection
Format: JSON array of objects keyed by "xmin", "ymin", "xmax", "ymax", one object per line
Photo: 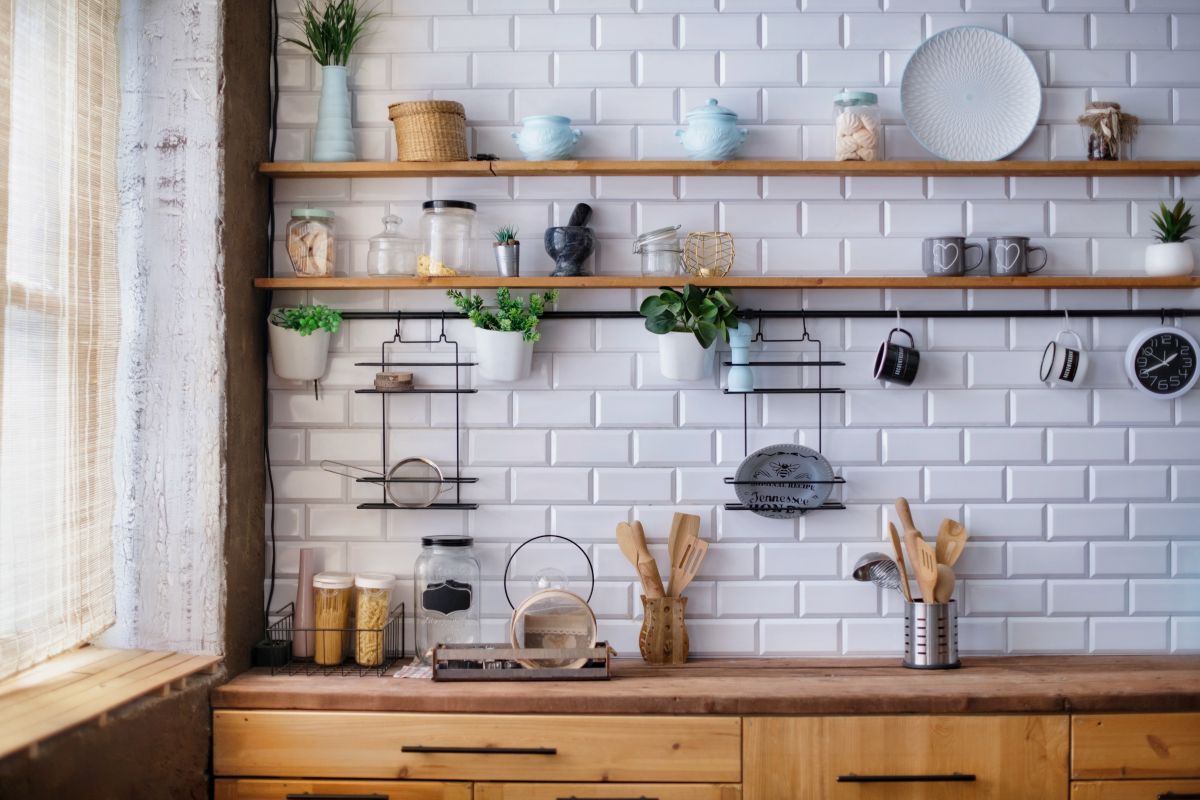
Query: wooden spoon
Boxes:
[
  {"xmin": 617, "ymin": 522, "xmax": 664, "ymax": 598},
  {"xmin": 933, "ymin": 563, "xmax": 956, "ymax": 603},
  {"xmin": 935, "ymin": 518, "xmax": 969, "ymax": 567},
  {"xmin": 912, "ymin": 536, "xmax": 939, "ymax": 603},
  {"xmin": 887, "ymin": 522, "xmax": 913, "ymax": 603},
  {"xmin": 894, "ymin": 496, "xmax": 919, "ymax": 535}
]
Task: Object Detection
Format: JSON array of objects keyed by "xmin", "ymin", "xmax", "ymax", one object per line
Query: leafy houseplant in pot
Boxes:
[
  {"xmin": 448, "ymin": 287, "xmax": 558, "ymax": 382},
  {"xmin": 269, "ymin": 305, "xmax": 343, "ymax": 381},
  {"xmin": 283, "ymin": 0, "xmax": 378, "ymax": 163},
  {"xmin": 492, "ymin": 225, "xmax": 519, "ymax": 277},
  {"xmin": 640, "ymin": 284, "xmax": 740, "ymax": 381},
  {"xmin": 1146, "ymin": 199, "xmax": 1196, "ymax": 277}
]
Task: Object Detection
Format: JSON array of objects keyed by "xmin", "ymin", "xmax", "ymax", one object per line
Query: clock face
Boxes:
[{"xmin": 1126, "ymin": 326, "xmax": 1199, "ymax": 399}]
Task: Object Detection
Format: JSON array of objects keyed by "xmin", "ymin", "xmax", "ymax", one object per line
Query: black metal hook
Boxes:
[{"xmin": 438, "ymin": 310, "xmax": 449, "ymax": 342}]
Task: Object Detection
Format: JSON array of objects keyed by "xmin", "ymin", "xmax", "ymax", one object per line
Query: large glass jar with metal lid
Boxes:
[
  {"xmin": 414, "ymin": 536, "xmax": 481, "ymax": 663},
  {"xmin": 286, "ymin": 207, "xmax": 336, "ymax": 277},
  {"xmin": 634, "ymin": 225, "xmax": 682, "ymax": 277},
  {"xmin": 419, "ymin": 200, "xmax": 476, "ymax": 276},
  {"xmin": 367, "ymin": 214, "xmax": 417, "ymax": 276},
  {"xmin": 834, "ymin": 91, "xmax": 880, "ymax": 162}
]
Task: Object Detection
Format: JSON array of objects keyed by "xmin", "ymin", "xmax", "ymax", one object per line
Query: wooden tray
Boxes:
[{"xmin": 431, "ymin": 642, "xmax": 612, "ymax": 682}]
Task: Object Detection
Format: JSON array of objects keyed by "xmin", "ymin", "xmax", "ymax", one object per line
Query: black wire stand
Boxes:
[
  {"xmin": 723, "ymin": 315, "xmax": 846, "ymax": 515},
  {"xmin": 265, "ymin": 602, "xmax": 406, "ymax": 676},
  {"xmin": 353, "ymin": 314, "xmax": 478, "ymax": 511}
]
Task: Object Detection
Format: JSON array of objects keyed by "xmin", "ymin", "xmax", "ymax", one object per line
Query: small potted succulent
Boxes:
[
  {"xmin": 268, "ymin": 304, "xmax": 343, "ymax": 381},
  {"xmin": 492, "ymin": 224, "xmax": 520, "ymax": 277},
  {"xmin": 639, "ymin": 284, "xmax": 740, "ymax": 381},
  {"xmin": 1146, "ymin": 199, "xmax": 1195, "ymax": 277},
  {"xmin": 448, "ymin": 287, "xmax": 558, "ymax": 381}
]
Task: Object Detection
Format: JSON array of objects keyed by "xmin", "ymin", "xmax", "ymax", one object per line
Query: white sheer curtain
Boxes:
[{"xmin": 0, "ymin": 0, "xmax": 120, "ymax": 679}]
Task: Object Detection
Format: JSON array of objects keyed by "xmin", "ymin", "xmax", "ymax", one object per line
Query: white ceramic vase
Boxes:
[
  {"xmin": 313, "ymin": 65, "xmax": 356, "ymax": 162},
  {"xmin": 475, "ymin": 328, "xmax": 533, "ymax": 382},
  {"xmin": 1145, "ymin": 241, "xmax": 1195, "ymax": 277},
  {"xmin": 658, "ymin": 330, "xmax": 715, "ymax": 381},
  {"xmin": 269, "ymin": 323, "xmax": 331, "ymax": 381}
]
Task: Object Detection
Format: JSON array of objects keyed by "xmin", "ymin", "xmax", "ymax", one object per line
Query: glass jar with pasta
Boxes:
[
  {"xmin": 354, "ymin": 572, "xmax": 394, "ymax": 667},
  {"xmin": 312, "ymin": 571, "xmax": 353, "ymax": 665}
]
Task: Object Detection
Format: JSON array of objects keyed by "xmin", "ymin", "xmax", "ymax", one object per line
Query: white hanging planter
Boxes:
[
  {"xmin": 475, "ymin": 327, "xmax": 534, "ymax": 382},
  {"xmin": 269, "ymin": 322, "xmax": 331, "ymax": 381},
  {"xmin": 657, "ymin": 330, "xmax": 715, "ymax": 381},
  {"xmin": 1145, "ymin": 241, "xmax": 1195, "ymax": 277}
]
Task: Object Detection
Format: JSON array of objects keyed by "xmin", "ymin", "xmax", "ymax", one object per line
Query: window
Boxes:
[{"xmin": 0, "ymin": 0, "xmax": 120, "ymax": 679}]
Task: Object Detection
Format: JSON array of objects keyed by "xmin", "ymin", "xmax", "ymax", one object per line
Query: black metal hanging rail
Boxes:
[{"xmin": 337, "ymin": 307, "xmax": 1200, "ymax": 321}]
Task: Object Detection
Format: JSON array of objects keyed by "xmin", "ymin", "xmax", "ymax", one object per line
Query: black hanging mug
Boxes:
[{"xmin": 874, "ymin": 328, "xmax": 920, "ymax": 385}]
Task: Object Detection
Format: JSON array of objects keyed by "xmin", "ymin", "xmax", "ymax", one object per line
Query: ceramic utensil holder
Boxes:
[
  {"xmin": 903, "ymin": 600, "xmax": 960, "ymax": 670},
  {"xmin": 639, "ymin": 595, "xmax": 689, "ymax": 665}
]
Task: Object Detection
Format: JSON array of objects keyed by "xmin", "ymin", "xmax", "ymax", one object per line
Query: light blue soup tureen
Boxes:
[
  {"xmin": 675, "ymin": 98, "xmax": 749, "ymax": 161},
  {"xmin": 512, "ymin": 115, "xmax": 582, "ymax": 161}
]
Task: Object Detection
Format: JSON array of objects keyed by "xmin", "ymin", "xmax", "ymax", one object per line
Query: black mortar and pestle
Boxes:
[{"xmin": 545, "ymin": 203, "xmax": 595, "ymax": 277}]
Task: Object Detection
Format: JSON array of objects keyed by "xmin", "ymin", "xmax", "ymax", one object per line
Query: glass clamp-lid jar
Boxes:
[
  {"xmin": 312, "ymin": 571, "xmax": 353, "ymax": 665},
  {"xmin": 354, "ymin": 572, "xmax": 394, "ymax": 667},
  {"xmin": 419, "ymin": 200, "xmax": 476, "ymax": 277},
  {"xmin": 367, "ymin": 214, "xmax": 417, "ymax": 276},
  {"xmin": 833, "ymin": 91, "xmax": 880, "ymax": 162},
  {"xmin": 286, "ymin": 207, "xmax": 336, "ymax": 277},
  {"xmin": 634, "ymin": 225, "xmax": 682, "ymax": 277},
  {"xmin": 414, "ymin": 535, "xmax": 481, "ymax": 664}
]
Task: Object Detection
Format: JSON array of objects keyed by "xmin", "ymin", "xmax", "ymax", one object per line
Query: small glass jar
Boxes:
[
  {"xmin": 414, "ymin": 536, "xmax": 480, "ymax": 664},
  {"xmin": 286, "ymin": 208, "xmax": 336, "ymax": 277},
  {"xmin": 419, "ymin": 200, "xmax": 476, "ymax": 277},
  {"xmin": 367, "ymin": 214, "xmax": 417, "ymax": 276},
  {"xmin": 634, "ymin": 225, "xmax": 682, "ymax": 277},
  {"xmin": 312, "ymin": 571, "xmax": 353, "ymax": 665},
  {"xmin": 833, "ymin": 91, "xmax": 880, "ymax": 162},
  {"xmin": 354, "ymin": 572, "xmax": 394, "ymax": 667}
]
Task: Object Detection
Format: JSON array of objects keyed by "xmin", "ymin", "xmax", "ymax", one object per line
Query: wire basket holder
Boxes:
[
  {"xmin": 722, "ymin": 310, "xmax": 847, "ymax": 513},
  {"xmin": 351, "ymin": 312, "xmax": 479, "ymax": 511},
  {"xmin": 266, "ymin": 601, "xmax": 407, "ymax": 676}
]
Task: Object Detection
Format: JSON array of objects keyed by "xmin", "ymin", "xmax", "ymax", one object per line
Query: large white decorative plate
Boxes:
[
  {"xmin": 901, "ymin": 26, "xmax": 1041, "ymax": 161},
  {"xmin": 734, "ymin": 444, "xmax": 835, "ymax": 520}
]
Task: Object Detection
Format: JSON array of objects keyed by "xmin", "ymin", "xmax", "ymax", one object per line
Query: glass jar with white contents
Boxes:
[
  {"xmin": 414, "ymin": 536, "xmax": 480, "ymax": 664},
  {"xmin": 833, "ymin": 91, "xmax": 880, "ymax": 162},
  {"xmin": 419, "ymin": 200, "xmax": 476, "ymax": 276}
]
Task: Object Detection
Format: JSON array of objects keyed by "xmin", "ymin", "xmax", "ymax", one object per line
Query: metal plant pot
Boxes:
[{"xmin": 494, "ymin": 242, "xmax": 520, "ymax": 277}]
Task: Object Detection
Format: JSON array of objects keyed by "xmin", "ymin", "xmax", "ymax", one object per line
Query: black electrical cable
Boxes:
[{"xmin": 262, "ymin": 0, "xmax": 281, "ymax": 636}]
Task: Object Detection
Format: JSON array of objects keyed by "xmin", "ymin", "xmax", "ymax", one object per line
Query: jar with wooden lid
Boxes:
[
  {"xmin": 313, "ymin": 571, "xmax": 353, "ymax": 665},
  {"xmin": 354, "ymin": 572, "xmax": 394, "ymax": 667}
]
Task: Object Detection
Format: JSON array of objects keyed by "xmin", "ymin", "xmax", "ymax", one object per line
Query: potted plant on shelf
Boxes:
[
  {"xmin": 640, "ymin": 284, "xmax": 740, "ymax": 381},
  {"xmin": 492, "ymin": 225, "xmax": 520, "ymax": 277},
  {"xmin": 268, "ymin": 304, "xmax": 343, "ymax": 381},
  {"xmin": 1146, "ymin": 199, "xmax": 1196, "ymax": 277},
  {"xmin": 283, "ymin": 0, "xmax": 378, "ymax": 163},
  {"xmin": 448, "ymin": 287, "xmax": 558, "ymax": 381}
]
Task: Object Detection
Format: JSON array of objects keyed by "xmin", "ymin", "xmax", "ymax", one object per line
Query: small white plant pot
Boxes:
[
  {"xmin": 658, "ymin": 330, "xmax": 715, "ymax": 381},
  {"xmin": 475, "ymin": 327, "xmax": 534, "ymax": 382},
  {"xmin": 269, "ymin": 323, "xmax": 331, "ymax": 381},
  {"xmin": 1145, "ymin": 241, "xmax": 1195, "ymax": 277}
]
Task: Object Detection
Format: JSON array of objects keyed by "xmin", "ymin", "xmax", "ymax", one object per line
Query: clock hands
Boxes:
[{"xmin": 1140, "ymin": 352, "xmax": 1178, "ymax": 377}]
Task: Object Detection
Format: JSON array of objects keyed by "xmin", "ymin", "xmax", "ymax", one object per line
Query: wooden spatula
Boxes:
[
  {"xmin": 888, "ymin": 522, "xmax": 913, "ymax": 603},
  {"xmin": 934, "ymin": 563, "xmax": 956, "ymax": 603},
  {"xmin": 666, "ymin": 513, "xmax": 701, "ymax": 597},
  {"xmin": 912, "ymin": 536, "xmax": 939, "ymax": 602},
  {"xmin": 935, "ymin": 518, "xmax": 969, "ymax": 567},
  {"xmin": 632, "ymin": 520, "xmax": 665, "ymax": 598},
  {"xmin": 670, "ymin": 537, "xmax": 708, "ymax": 597},
  {"xmin": 667, "ymin": 512, "xmax": 687, "ymax": 568}
]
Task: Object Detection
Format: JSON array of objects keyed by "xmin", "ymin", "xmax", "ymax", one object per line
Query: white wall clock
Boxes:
[{"xmin": 1125, "ymin": 325, "xmax": 1199, "ymax": 400}]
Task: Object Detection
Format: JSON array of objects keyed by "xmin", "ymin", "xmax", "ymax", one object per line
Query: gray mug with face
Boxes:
[
  {"xmin": 988, "ymin": 236, "xmax": 1048, "ymax": 276},
  {"xmin": 922, "ymin": 237, "xmax": 983, "ymax": 276}
]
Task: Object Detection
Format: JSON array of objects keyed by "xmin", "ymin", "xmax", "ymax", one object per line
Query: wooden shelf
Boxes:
[
  {"xmin": 259, "ymin": 159, "xmax": 1200, "ymax": 179},
  {"xmin": 254, "ymin": 275, "xmax": 1200, "ymax": 290}
]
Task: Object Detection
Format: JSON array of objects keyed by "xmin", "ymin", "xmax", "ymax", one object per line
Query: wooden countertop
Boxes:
[{"xmin": 212, "ymin": 656, "xmax": 1200, "ymax": 716}]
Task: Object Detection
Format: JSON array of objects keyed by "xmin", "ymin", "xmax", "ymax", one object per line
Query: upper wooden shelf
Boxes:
[
  {"xmin": 254, "ymin": 275, "xmax": 1200, "ymax": 290},
  {"xmin": 259, "ymin": 159, "xmax": 1200, "ymax": 179}
]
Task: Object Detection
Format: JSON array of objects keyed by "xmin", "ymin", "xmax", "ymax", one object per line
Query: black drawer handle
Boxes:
[
  {"xmin": 401, "ymin": 745, "xmax": 557, "ymax": 756},
  {"xmin": 286, "ymin": 794, "xmax": 388, "ymax": 800},
  {"xmin": 1159, "ymin": 794, "xmax": 1200, "ymax": 799},
  {"xmin": 838, "ymin": 773, "xmax": 977, "ymax": 783},
  {"xmin": 558, "ymin": 796, "xmax": 656, "ymax": 800}
]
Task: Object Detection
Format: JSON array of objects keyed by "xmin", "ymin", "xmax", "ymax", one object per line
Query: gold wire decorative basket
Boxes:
[{"xmin": 682, "ymin": 231, "xmax": 735, "ymax": 277}]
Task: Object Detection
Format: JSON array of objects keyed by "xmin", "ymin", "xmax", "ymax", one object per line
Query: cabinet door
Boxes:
[
  {"xmin": 213, "ymin": 780, "xmax": 471, "ymax": 800},
  {"xmin": 473, "ymin": 784, "xmax": 741, "ymax": 800},
  {"xmin": 1073, "ymin": 714, "xmax": 1200, "ymax": 780},
  {"xmin": 1071, "ymin": 780, "xmax": 1200, "ymax": 799},
  {"xmin": 743, "ymin": 715, "xmax": 1068, "ymax": 800}
]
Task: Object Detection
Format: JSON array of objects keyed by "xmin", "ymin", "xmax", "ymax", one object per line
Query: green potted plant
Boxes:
[
  {"xmin": 1146, "ymin": 199, "xmax": 1195, "ymax": 277},
  {"xmin": 492, "ymin": 224, "xmax": 520, "ymax": 277},
  {"xmin": 447, "ymin": 287, "xmax": 558, "ymax": 381},
  {"xmin": 283, "ymin": 0, "xmax": 379, "ymax": 162},
  {"xmin": 639, "ymin": 284, "xmax": 740, "ymax": 381},
  {"xmin": 268, "ymin": 304, "xmax": 343, "ymax": 381}
]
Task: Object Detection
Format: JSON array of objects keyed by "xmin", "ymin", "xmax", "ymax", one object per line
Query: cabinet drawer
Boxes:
[
  {"xmin": 213, "ymin": 779, "xmax": 471, "ymax": 800},
  {"xmin": 474, "ymin": 783, "xmax": 741, "ymax": 800},
  {"xmin": 744, "ymin": 715, "xmax": 1068, "ymax": 800},
  {"xmin": 213, "ymin": 711, "xmax": 740, "ymax": 783},
  {"xmin": 1074, "ymin": 714, "xmax": 1200, "ymax": 780},
  {"xmin": 1072, "ymin": 780, "xmax": 1200, "ymax": 800}
]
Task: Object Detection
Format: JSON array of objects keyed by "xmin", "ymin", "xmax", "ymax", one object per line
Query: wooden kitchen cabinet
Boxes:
[
  {"xmin": 473, "ymin": 783, "xmax": 742, "ymax": 799},
  {"xmin": 1071, "ymin": 779, "xmax": 1200, "ymax": 799},
  {"xmin": 213, "ymin": 779, "xmax": 471, "ymax": 800},
  {"xmin": 742, "ymin": 715, "xmax": 1069, "ymax": 800},
  {"xmin": 1073, "ymin": 714, "xmax": 1200, "ymax": 780}
]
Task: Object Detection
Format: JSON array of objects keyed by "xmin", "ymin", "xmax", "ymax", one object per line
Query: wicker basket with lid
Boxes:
[{"xmin": 388, "ymin": 100, "xmax": 468, "ymax": 162}]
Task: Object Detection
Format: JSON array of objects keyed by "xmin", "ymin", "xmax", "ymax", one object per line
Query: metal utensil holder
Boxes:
[{"xmin": 903, "ymin": 600, "xmax": 960, "ymax": 670}]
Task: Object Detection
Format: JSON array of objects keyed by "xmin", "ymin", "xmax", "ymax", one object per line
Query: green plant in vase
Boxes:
[
  {"xmin": 448, "ymin": 288, "xmax": 559, "ymax": 381},
  {"xmin": 491, "ymin": 225, "xmax": 520, "ymax": 277},
  {"xmin": 1146, "ymin": 199, "xmax": 1196, "ymax": 277},
  {"xmin": 639, "ymin": 284, "xmax": 740, "ymax": 381}
]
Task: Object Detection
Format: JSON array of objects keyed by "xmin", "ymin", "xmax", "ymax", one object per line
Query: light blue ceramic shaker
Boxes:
[{"xmin": 727, "ymin": 322, "xmax": 754, "ymax": 393}]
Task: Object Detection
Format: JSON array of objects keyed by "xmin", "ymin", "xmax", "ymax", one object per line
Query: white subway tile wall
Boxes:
[{"xmin": 269, "ymin": 1, "xmax": 1200, "ymax": 656}]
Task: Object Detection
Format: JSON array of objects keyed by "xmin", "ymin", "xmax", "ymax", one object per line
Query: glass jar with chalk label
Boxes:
[{"xmin": 414, "ymin": 535, "xmax": 481, "ymax": 664}]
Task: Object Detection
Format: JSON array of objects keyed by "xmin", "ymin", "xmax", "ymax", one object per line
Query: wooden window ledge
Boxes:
[{"xmin": 0, "ymin": 645, "xmax": 220, "ymax": 759}]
